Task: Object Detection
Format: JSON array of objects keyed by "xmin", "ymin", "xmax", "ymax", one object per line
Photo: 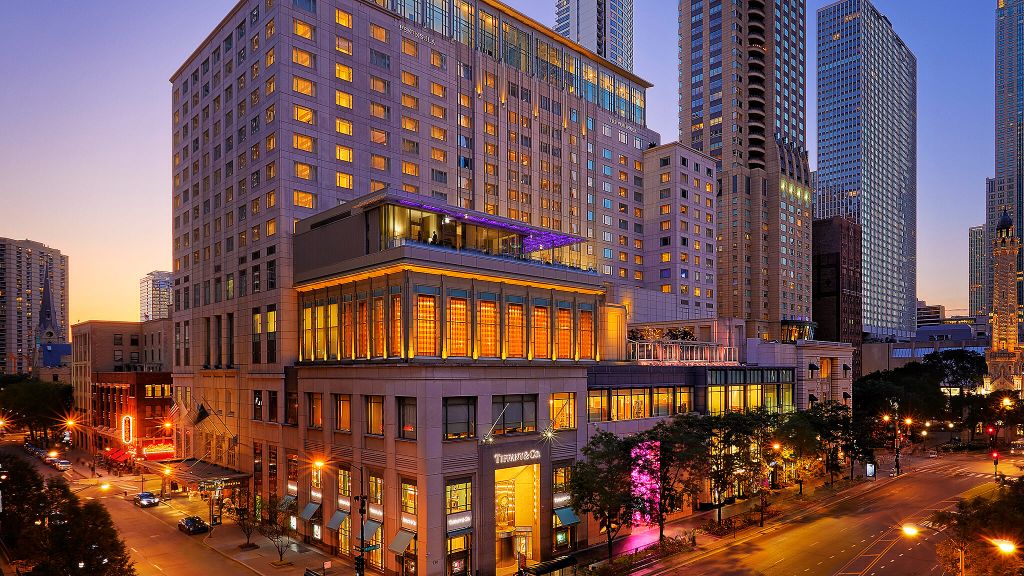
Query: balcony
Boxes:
[{"xmin": 628, "ymin": 340, "xmax": 739, "ymax": 365}]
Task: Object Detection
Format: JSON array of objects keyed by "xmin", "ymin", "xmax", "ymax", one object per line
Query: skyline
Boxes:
[{"xmin": 0, "ymin": 0, "xmax": 993, "ymax": 324}]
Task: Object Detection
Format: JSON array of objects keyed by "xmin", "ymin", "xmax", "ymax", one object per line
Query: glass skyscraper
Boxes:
[
  {"xmin": 815, "ymin": 0, "xmax": 917, "ymax": 339},
  {"xmin": 970, "ymin": 224, "xmax": 986, "ymax": 316},
  {"xmin": 555, "ymin": 0, "xmax": 634, "ymax": 71}
]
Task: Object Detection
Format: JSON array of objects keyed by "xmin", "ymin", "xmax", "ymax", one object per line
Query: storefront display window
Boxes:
[
  {"xmin": 446, "ymin": 534, "xmax": 471, "ymax": 576},
  {"xmin": 652, "ymin": 387, "xmax": 672, "ymax": 417},
  {"xmin": 587, "ymin": 390, "xmax": 609, "ymax": 422},
  {"xmin": 401, "ymin": 479, "xmax": 417, "ymax": 514},
  {"xmin": 611, "ymin": 388, "xmax": 648, "ymax": 420},
  {"xmin": 675, "ymin": 386, "xmax": 693, "ymax": 413},
  {"xmin": 549, "ymin": 393, "xmax": 576, "ymax": 430},
  {"xmin": 446, "ymin": 479, "xmax": 472, "ymax": 514}
]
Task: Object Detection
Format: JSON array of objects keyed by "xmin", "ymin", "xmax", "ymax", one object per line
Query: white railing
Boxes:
[{"xmin": 627, "ymin": 340, "xmax": 739, "ymax": 365}]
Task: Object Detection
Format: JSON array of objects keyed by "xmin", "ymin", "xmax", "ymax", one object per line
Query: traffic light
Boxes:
[{"xmin": 993, "ymin": 451, "xmax": 1000, "ymax": 465}]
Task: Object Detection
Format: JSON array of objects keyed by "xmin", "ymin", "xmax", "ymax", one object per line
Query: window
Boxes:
[
  {"xmin": 556, "ymin": 308, "xmax": 572, "ymax": 359},
  {"xmin": 335, "ymin": 90, "xmax": 352, "ymax": 108},
  {"xmin": 443, "ymin": 397, "xmax": 476, "ymax": 440},
  {"xmin": 532, "ymin": 306, "xmax": 550, "ymax": 359},
  {"xmin": 252, "ymin": 390, "xmax": 264, "ymax": 420},
  {"xmin": 390, "ymin": 294, "xmax": 402, "ymax": 358},
  {"xmin": 293, "ymin": 190, "xmax": 317, "ymax": 208},
  {"xmin": 292, "ymin": 75, "xmax": 314, "ymax": 96},
  {"xmin": 292, "ymin": 133, "xmax": 314, "ymax": 152},
  {"xmin": 402, "ymin": 38, "xmax": 418, "ymax": 56},
  {"xmin": 446, "ymin": 479, "xmax": 471, "ymax": 514},
  {"xmin": 506, "ymin": 303, "xmax": 525, "ymax": 358},
  {"xmin": 294, "ymin": 104, "xmax": 314, "ymax": 124},
  {"xmin": 335, "ymin": 9, "xmax": 352, "ymax": 27},
  {"xmin": 491, "ymin": 394, "xmax": 537, "ymax": 435},
  {"xmin": 335, "ymin": 117, "xmax": 352, "ymax": 134},
  {"xmin": 579, "ymin": 310, "xmax": 594, "ymax": 360},
  {"xmin": 553, "ymin": 464, "xmax": 572, "ymax": 493},
  {"xmin": 294, "ymin": 161, "xmax": 314, "ymax": 180},
  {"xmin": 268, "ymin": 390, "xmax": 279, "ymax": 422},
  {"xmin": 446, "ymin": 298, "xmax": 469, "ymax": 357},
  {"xmin": 549, "ymin": 392, "xmax": 576, "ymax": 430},
  {"xmin": 334, "ymin": 394, "xmax": 351, "ymax": 431},
  {"xmin": 335, "ymin": 63, "xmax": 352, "ymax": 81},
  {"xmin": 401, "ymin": 479, "xmax": 417, "ymax": 514},
  {"xmin": 369, "ymin": 473, "xmax": 383, "ymax": 505},
  {"xmin": 307, "ymin": 392, "xmax": 323, "ymax": 428},
  {"xmin": 335, "ymin": 144, "xmax": 353, "ymax": 162},
  {"xmin": 398, "ymin": 397, "xmax": 417, "ymax": 440},
  {"xmin": 335, "ymin": 35, "xmax": 353, "ymax": 54},
  {"xmin": 402, "ymin": 161, "xmax": 419, "ymax": 177},
  {"xmin": 587, "ymin": 390, "xmax": 609, "ymax": 422},
  {"xmin": 292, "ymin": 47, "xmax": 314, "ymax": 67},
  {"xmin": 612, "ymin": 388, "xmax": 649, "ymax": 420},
  {"xmin": 293, "ymin": 18, "xmax": 313, "ymax": 40},
  {"xmin": 652, "ymin": 387, "xmax": 672, "ymax": 417},
  {"xmin": 675, "ymin": 387, "xmax": 693, "ymax": 413},
  {"xmin": 370, "ymin": 23, "xmax": 388, "ymax": 42},
  {"xmin": 336, "ymin": 172, "xmax": 353, "ymax": 188},
  {"xmin": 414, "ymin": 295, "xmax": 437, "ymax": 356},
  {"xmin": 366, "ymin": 395, "xmax": 384, "ymax": 435},
  {"xmin": 477, "ymin": 301, "xmax": 498, "ymax": 357}
]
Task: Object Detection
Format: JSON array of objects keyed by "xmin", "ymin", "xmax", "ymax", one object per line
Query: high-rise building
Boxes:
[
  {"xmin": 0, "ymin": 238, "xmax": 68, "ymax": 375},
  {"xmin": 987, "ymin": 209, "xmax": 1022, "ymax": 390},
  {"xmin": 916, "ymin": 300, "xmax": 945, "ymax": 328},
  {"xmin": 816, "ymin": 0, "xmax": 917, "ymax": 340},
  {"xmin": 969, "ymin": 224, "xmax": 986, "ymax": 316},
  {"xmin": 140, "ymin": 270, "xmax": 173, "ymax": 321},
  {"xmin": 679, "ymin": 0, "xmax": 813, "ymax": 341},
  {"xmin": 554, "ymin": 0, "xmax": 634, "ymax": 70},
  {"xmin": 811, "ymin": 216, "xmax": 862, "ymax": 377}
]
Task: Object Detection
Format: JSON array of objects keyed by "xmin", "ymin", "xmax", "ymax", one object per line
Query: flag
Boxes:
[
  {"xmin": 193, "ymin": 404, "xmax": 210, "ymax": 425},
  {"xmin": 168, "ymin": 402, "xmax": 180, "ymax": 420}
]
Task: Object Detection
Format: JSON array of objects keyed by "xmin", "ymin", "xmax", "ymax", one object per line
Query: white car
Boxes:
[{"xmin": 55, "ymin": 460, "xmax": 72, "ymax": 471}]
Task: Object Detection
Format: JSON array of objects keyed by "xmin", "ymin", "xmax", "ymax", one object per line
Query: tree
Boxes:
[
  {"xmin": 746, "ymin": 410, "xmax": 781, "ymax": 527},
  {"xmin": 568, "ymin": 430, "xmax": 637, "ymax": 560},
  {"xmin": 706, "ymin": 412, "xmax": 755, "ymax": 524},
  {"xmin": 0, "ymin": 378, "xmax": 73, "ymax": 443},
  {"xmin": 258, "ymin": 495, "xmax": 294, "ymax": 563},
  {"xmin": 922, "ymin": 349, "xmax": 987, "ymax": 394},
  {"xmin": 230, "ymin": 487, "xmax": 261, "ymax": 549},
  {"xmin": 931, "ymin": 481, "xmax": 1024, "ymax": 576},
  {"xmin": 635, "ymin": 414, "xmax": 711, "ymax": 541},
  {"xmin": 807, "ymin": 402, "xmax": 853, "ymax": 486}
]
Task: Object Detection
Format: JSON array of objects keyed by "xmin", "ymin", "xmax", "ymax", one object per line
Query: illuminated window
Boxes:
[
  {"xmin": 307, "ymin": 392, "xmax": 323, "ymax": 428},
  {"xmin": 431, "ymin": 104, "xmax": 446, "ymax": 119},
  {"xmin": 431, "ymin": 82, "xmax": 446, "ymax": 97},
  {"xmin": 357, "ymin": 301, "xmax": 368, "ymax": 358},
  {"xmin": 578, "ymin": 310, "xmax": 594, "ymax": 360},
  {"xmin": 398, "ymin": 397, "xmax": 416, "ymax": 440},
  {"xmin": 415, "ymin": 295, "xmax": 437, "ymax": 356},
  {"xmin": 336, "ymin": 35, "xmax": 353, "ymax": 54},
  {"xmin": 335, "ymin": 63, "xmax": 352, "ymax": 81},
  {"xmin": 402, "ymin": 162, "xmax": 419, "ymax": 177},
  {"xmin": 315, "ymin": 301, "xmax": 325, "ymax": 359},
  {"xmin": 335, "ymin": 117, "xmax": 352, "ymax": 135},
  {"xmin": 373, "ymin": 297, "xmax": 385, "ymax": 357},
  {"xmin": 430, "ymin": 126, "xmax": 447, "ymax": 141},
  {"xmin": 675, "ymin": 387, "xmax": 693, "ymax": 413},
  {"xmin": 334, "ymin": 394, "xmax": 351, "ymax": 431},
  {"xmin": 266, "ymin": 218, "xmax": 277, "ymax": 236},
  {"xmin": 366, "ymin": 396, "xmax": 384, "ymax": 435},
  {"xmin": 478, "ymin": 301, "xmax": 498, "ymax": 357},
  {"xmin": 370, "ymin": 129, "xmax": 388, "ymax": 145},
  {"xmin": 328, "ymin": 301, "xmax": 339, "ymax": 360},
  {"xmin": 445, "ymin": 479, "xmax": 472, "ymax": 513},
  {"xmin": 587, "ymin": 390, "xmax": 609, "ymax": 422},
  {"xmin": 293, "ymin": 133, "xmax": 314, "ymax": 152},
  {"xmin": 401, "ymin": 479, "xmax": 417, "ymax": 514},
  {"xmin": 293, "ymin": 18, "xmax": 313, "ymax": 39},
  {"xmin": 556, "ymin": 309, "xmax": 572, "ymax": 359},
  {"xmin": 707, "ymin": 385, "xmax": 726, "ymax": 416},
  {"xmin": 370, "ymin": 23, "xmax": 388, "ymax": 42},
  {"xmin": 506, "ymin": 303, "xmax": 525, "ymax": 358},
  {"xmin": 402, "ymin": 38, "xmax": 418, "ymax": 56},
  {"xmin": 292, "ymin": 75, "xmax": 314, "ymax": 96},
  {"xmin": 335, "ymin": 9, "xmax": 352, "ymax": 27},
  {"xmin": 293, "ymin": 105, "xmax": 314, "ymax": 125},
  {"xmin": 447, "ymin": 298, "xmax": 469, "ymax": 357},
  {"xmin": 402, "ymin": 93, "xmax": 419, "ymax": 108},
  {"xmin": 335, "ymin": 90, "xmax": 352, "ymax": 108},
  {"xmin": 652, "ymin": 387, "xmax": 672, "ymax": 417},
  {"xmin": 370, "ymin": 154, "xmax": 389, "ymax": 171},
  {"xmin": 550, "ymin": 392, "xmax": 576, "ymax": 430},
  {"xmin": 390, "ymin": 294, "xmax": 402, "ymax": 358},
  {"xmin": 729, "ymin": 386, "xmax": 744, "ymax": 412},
  {"xmin": 292, "ymin": 47, "xmax": 314, "ymax": 67},
  {"xmin": 302, "ymin": 305, "xmax": 313, "ymax": 361},
  {"xmin": 342, "ymin": 302, "xmax": 353, "ymax": 359},
  {"xmin": 532, "ymin": 307, "xmax": 550, "ymax": 359},
  {"xmin": 402, "ymin": 116, "xmax": 419, "ymax": 132},
  {"xmin": 401, "ymin": 71, "xmax": 418, "ymax": 87},
  {"xmin": 294, "ymin": 161, "xmax": 314, "ymax": 180},
  {"xmin": 431, "ymin": 147, "xmax": 447, "ymax": 162},
  {"xmin": 336, "ymin": 172, "xmax": 353, "ymax": 188},
  {"xmin": 335, "ymin": 145, "xmax": 353, "ymax": 162},
  {"xmin": 611, "ymin": 388, "xmax": 649, "ymax": 420}
]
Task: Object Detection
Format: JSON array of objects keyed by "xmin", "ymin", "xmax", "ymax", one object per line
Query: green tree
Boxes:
[
  {"xmin": 931, "ymin": 481, "xmax": 1024, "ymax": 576},
  {"xmin": 0, "ymin": 378, "xmax": 73, "ymax": 443},
  {"xmin": 635, "ymin": 414, "xmax": 711, "ymax": 541},
  {"xmin": 807, "ymin": 402, "xmax": 853, "ymax": 486},
  {"xmin": 568, "ymin": 430, "xmax": 637, "ymax": 560},
  {"xmin": 746, "ymin": 410, "xmax": 782, "ymax": 526},
  {"xmin": 706, "ymin": 412, "xmax": 755, "ymax": 524},
  {"xmin": 922, "ymin": 349, "xmax": 987, "ymax": 394}
]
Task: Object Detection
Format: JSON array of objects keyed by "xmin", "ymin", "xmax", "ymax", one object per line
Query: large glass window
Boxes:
[
  {"xmin": 446, "ymin": 479, "xmax": 472, "ymax": 514},
  {"xmin": 707, "ymin": 385, "xmax": 726, "ymax": 416},
  {"xmin": 315, "ymin": 300, "xmax": 326, "ymax": 360},
  {"xmin": 416, "ymin": 295, "xmax": 437, "ymax": 356},
  {"xmin": 302, "ymin": 304, "xmax": 313, "ymax": 361},
  {"xmin": 763, "ymin": 385, "xmax": 779, "ymax": 413},
  {"xmin": 390, "ymin": 294, "xmax": 402, "ymax": 358},
  {"xmin": 556, "ymin": 308, "xmax": 572, "ymax": 359},
  {"xmin": 373, "ymin": 297, "xmax": 385, "ymax": 357},
  {"xmin": 612, "ymin": 388, "xmax": 648, "ymax": 420},
  {"xmin": 729, "ymin": 386, "xmax": 745, "ymax": 412},
  {"xmin": 675, "ymin": 387, "xmax": 693, "ymax": 413},
  {"xmin": 399, "ymin": 397, "xmax": 417, "ymax": 440},
  {"xmin": 491, "ymin": 394, "xmax": 536, "ymax": 434},
  {"xmin": 652, "ymin": 387, "xmax": 672, "ymax": 417},
  {"xmin": 478, "ymin": 301, "xmax": 498, "ymax": 357},
  {"xmin": 506, "ymin": 303, "xmax": 525, "ymax": 358},
  {"xmin": 532, "ymin": 307, "xmax": 550, "ymax": 359},
  {"xmin": 401, "ymin": 479, "xmax": 418, "ymax": 514},
  {"xmin": 327, "ymin": 300, "xmax": 339, "ymax": 360},
  {"xmin": 587, "ymin": 390, "xmax": 609, "ymax": 422},
  {"xmin": 578, "ymin": 310, "xmax": 594, "ymax": 359},
  {"xmin": 307, "ymin": 392, "xmax": 322, "ymax": 428},
  {"xmin": 443, "ymin": 397, "xmax": 476, "ymax": 440},
  {"xmin": 357, "ymin": 301, "xmax": 369, "ymax": 358},
  {"xmin": 549, "ymin": 392, "xmax": 576, "ymax": 430},
  {"xmin": 366, "ymin": 395, "xmax": 384, "ymax": 436},
  {"xmin": 746, "ymin": 384, "xmax": 763, "ymax": 411},
  {"xmin": 334, "ymin": 394, "xmax": 351, "ymax": 431},
  {"xmin": 447, "ymin": 298, "xmax": 469, "ymax": 357},
  {"xmin": 342, "ymin": 301, "xmax": 353, "ymax": 359}
]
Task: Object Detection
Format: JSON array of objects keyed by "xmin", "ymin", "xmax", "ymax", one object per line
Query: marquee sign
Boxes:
[
  {"xmin": 121, "ymin": 415, "xmax": 133, "ymax": 444},
  {"xmin": 493, "ymin": 449, "xmax": 541, "ymax": 466}
]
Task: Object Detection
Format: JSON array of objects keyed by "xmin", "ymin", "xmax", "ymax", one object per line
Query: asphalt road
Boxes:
[
  {"xmin": 3, "ymin": 441, "xmax": 254, "ymax": 576},
  {"xmin": 647, "ymin": 453, "xmax": 1006, "ymax": 576}
]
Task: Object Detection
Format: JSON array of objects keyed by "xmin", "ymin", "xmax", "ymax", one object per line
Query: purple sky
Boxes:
[{"xmin": 0, "ymin": 0, "xmax": 992, "ymax": 323}]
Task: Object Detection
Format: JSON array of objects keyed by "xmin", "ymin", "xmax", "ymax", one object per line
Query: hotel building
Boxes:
[{"xmin": 678, "ymin": 0, "xmax": 814, "ymax": 341}]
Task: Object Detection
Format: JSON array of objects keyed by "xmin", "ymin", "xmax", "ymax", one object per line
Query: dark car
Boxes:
[
  {"xmin": 178, "ymin": 516, "xmax": 209, "ymax": 535},
  {"xmin": 133, "ymin": 492, "xmax": 160, "ymax": 508}
]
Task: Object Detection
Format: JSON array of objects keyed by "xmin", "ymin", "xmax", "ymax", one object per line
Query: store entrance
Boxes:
[{"xmin": 494, "ymin": 464, "xmax": 540, "ymax": 576}]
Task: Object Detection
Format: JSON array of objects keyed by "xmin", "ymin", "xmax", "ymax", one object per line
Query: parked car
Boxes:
[
  {"xmin": 178, "ymin": 516, "xmax": 209, "ymax": 535},
  {"xmin": 133, "ymin": 492, "xmax": 160, "ymax": 508},
  {"xmin": 1009, "ymin": 439, "xmax": 1024, "ymax": 454},
  {"xmin": 44, "ymin": 457, "xmax": 59, "ymax": 466},
  {"xmin": 55, "ymin": 460, "xmax": 72, "ymax": 471}
]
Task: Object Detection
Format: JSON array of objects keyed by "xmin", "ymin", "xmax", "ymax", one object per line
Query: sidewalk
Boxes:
[{"xmin": 64, "ymin": 449, "xmax": 354, "ymax": 576}]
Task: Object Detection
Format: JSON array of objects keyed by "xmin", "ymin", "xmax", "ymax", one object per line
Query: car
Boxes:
[
  {"xmin": 927, "ymin": 449, "xmax": 939, "ymax": 458},
  {"xmin": 55, "ymin": 460, "xmax": 71, "ymax": 471},
  {"xmin": 44, "ymin": 456, "xmax": 59, "ymax": 466},
  {"xmin": 178, "ymin": 516, "xmax": 209, "ymax": 535},
  {"xmin": 133, "ymin": 492, "xmax": 160, "ymax": 508},
  {"xmin": 1009, "ymin": 440, "xmax": 1024, "ymax": 454}
]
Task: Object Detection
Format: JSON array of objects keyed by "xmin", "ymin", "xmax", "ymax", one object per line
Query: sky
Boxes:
[{"xmin": 0, "ymin": 0, "xmax": 994, "ymax": 324}]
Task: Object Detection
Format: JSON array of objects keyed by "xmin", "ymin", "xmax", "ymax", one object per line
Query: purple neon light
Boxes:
[
  {"xmin": 390, "ymin": 196, "xmax": 583, "ymax": 252},
  {"xmin": 631, "ymin": 440, "xmax": 660, "ymax": 525}
]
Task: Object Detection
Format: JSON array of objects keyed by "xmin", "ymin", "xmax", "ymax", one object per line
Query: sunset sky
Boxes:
[{"xmin": 0, "ymin": 0, "xmax": 992, "ymax": 324}]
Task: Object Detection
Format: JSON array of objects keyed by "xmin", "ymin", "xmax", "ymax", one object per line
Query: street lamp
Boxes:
[
  {"xmin": 992, "ymin": 538, "xmax": 1016, "ymax": 555},
  {"xmin": 902, "ymin": 523, "xmax": 1018, "ymax": 575}
]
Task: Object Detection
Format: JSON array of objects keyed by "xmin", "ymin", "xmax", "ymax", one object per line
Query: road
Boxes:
[
  {"xmin": 646, "ymin": 453, "xmax": 1007, "ymax": 576},
  {"xmin": 3, "ymin": 441, "xmax": 256, "ymax": 576}
]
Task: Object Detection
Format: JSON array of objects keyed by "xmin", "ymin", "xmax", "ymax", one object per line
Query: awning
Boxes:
[
  {"xmin": 447, "ymin": 527, "xmax": 472, "ymax": 537},
  {"xmin": 326, "ymin": 510, "xmax": 349, "ymax": 531},
  {"xmin": 278, "ymin": 494, "xmax": 297, "ymax": 512},
  {"xmin": 387, "ymin": 530, "xmax": 416, "ymax": 554},
  {"xmin": 113, "ymin": 451, "xmax": 131, "ymax": 463},
  {"xmin": 843, "ymin": 364, "xmax": 851, "ymax": 371},
  {"xmin": 105, "ymin": 449, "xmax": 124, "ymax": 460},
  {"xmin": 361, "ymin": 519, "xmax": 382, "ymax": 541},
  {"xmin": 299, "ymin": 502, "xmax": 321, "ymax": 521},
  {"xmin": 521, "ymin": 556, "xmax": 577, "ymax": 575},
  {"xmin": 808, "ymin": 363, "xmax": 820, "ymax": 371},
  {"xmin": 553, "ymin": 507, "xmax": 580, "ymax": 526}
]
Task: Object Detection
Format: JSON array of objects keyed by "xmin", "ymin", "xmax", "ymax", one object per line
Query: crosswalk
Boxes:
[{"xmin": 909, "ymin": 458, "xmax": 1023, "ymax": 479}]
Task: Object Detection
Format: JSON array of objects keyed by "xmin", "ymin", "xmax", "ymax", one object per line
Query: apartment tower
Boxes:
[
  {"xmin": 679, "ymin": 0, "xmax": 813, "ymax": 341},
  {"xmin": 0, "ymin": 238, "xmax": 68, "ymax": 375},
  {"xmin": 554, "ymin": 0, "xmax": 634, "ymax": 70},
  {"xmin": 816, "ymin": 0, "xmax": 917, "ymax": 340},
  {"xmin": 140, "ymin": 270, "xmax": 173, "ymax": 321},
  {"xmin": 969, "ymin": 224, "xmax": 985, "ymax": 316}
]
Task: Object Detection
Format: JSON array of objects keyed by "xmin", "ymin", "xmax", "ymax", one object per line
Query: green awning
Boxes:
[{"xmin": 554, "ymin": 507, "xmax": 580, "ymax": 526}]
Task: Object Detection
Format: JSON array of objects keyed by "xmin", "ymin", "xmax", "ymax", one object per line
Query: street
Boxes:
[{"xmin": 645, "ymin": 453, "xmax": 1006, "ymax": 575}]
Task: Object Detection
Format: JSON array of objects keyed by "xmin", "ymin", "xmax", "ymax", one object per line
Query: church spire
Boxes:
[{"xmin": 37, "ymin": 263, "xmax": 61, "ymax": 339}]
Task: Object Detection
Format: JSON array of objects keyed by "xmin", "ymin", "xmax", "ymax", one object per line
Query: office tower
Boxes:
[
  {"xmin": 969, "ymin": 224, "xmax": 985, "ymax": 316},
  {"xmin": 816, "ymin": 0, "xmax": 917, "ymax": 340},
  {"xmin": 987, "ymin": 210, "xmax": 1022, "ymax": 389},
  {"xmin": 555, "ymin": 0, "xmax": 634, "ymax": 70},
  {"xmin": 811, "ymin": 216, "xmax": 862, "ymax": 376},
  {"xmin": 140, "ymin": 270, "xmax": 173, "ymax": 321},
  {"xmin": 0, "ymin": 238, "xmax": 68, "ymax": 375},
  {"xmin": 679, "ymin": 0, "xmax": 813, "ymax": 341}
]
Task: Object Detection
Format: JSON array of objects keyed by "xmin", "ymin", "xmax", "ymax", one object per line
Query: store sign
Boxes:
[
  {"xmin": 553, "ymin": 492, "xmax": 571, "ymax": 508},
  {"xmin": 446, "ymin": 511, "xmax": 472, "ymax": 533},
  {"xmin": 401, "ymin": 512, "xmax": 417, "ymax": 531},
  {"xmin": 368, "ymin": 503, "xmax": 384, "ymax": 521},
  {"xmin": 337, "ymin": 496, "xmax": 351, "ymax": 511},
  {"xmin": 493, "ymin": 449, "xmax": 541, "ymax": 466}
]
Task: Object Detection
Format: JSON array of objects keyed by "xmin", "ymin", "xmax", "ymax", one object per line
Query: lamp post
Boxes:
[
  {"xmin": 902, "ymin": 524, "xmax": 1016, "ymax": 576},
  {"xmin": 353, "ymin": 464, "xmax": 368, "ymax": 576}
]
